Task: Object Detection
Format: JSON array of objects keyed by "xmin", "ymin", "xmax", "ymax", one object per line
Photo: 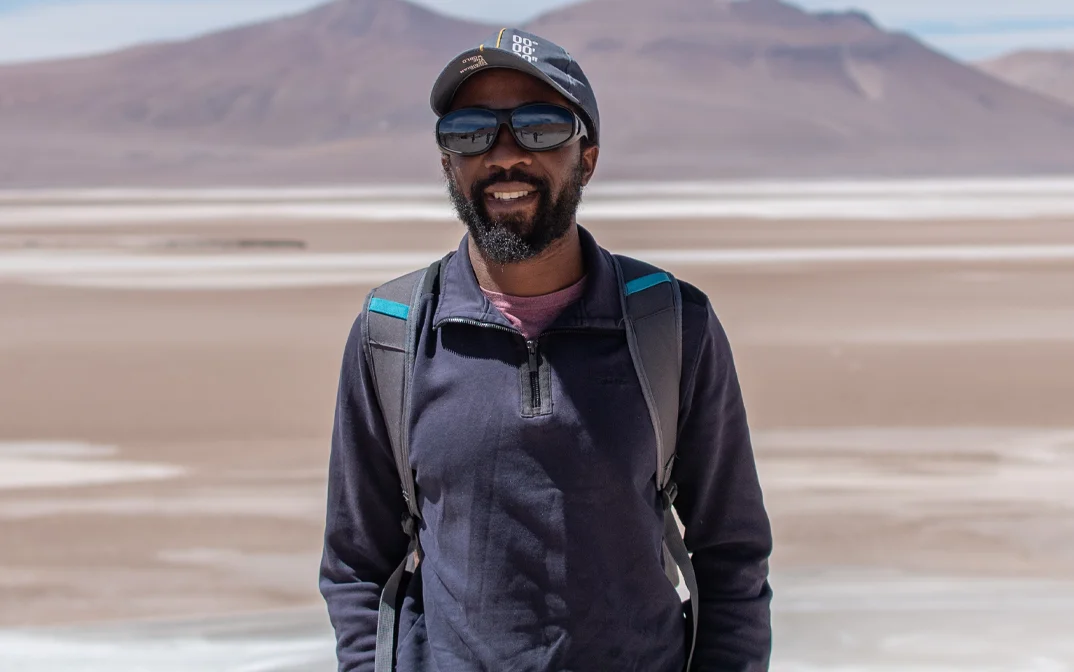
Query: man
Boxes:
[{"xmin": 320, "ymin": 28, "xmax": 773, "ymax": 672}]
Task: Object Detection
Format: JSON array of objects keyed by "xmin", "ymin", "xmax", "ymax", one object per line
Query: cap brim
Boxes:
[{"xmin": 430, "ymin": 47, "xmax": 582, "ymax": 117}]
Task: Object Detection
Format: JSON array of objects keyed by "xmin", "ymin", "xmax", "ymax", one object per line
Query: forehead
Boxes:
[{"xmin": 447, "ymin": 68, "xmax": 572, "ymax": 111}]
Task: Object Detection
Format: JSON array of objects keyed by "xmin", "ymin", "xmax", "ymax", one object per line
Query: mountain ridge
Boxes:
[
  {"xmin": 978, "ymin": 48, "xmax": 1074, "ymax": 108},
  {"xmin": 3, "ymin": 0, "xmax": 1074, "ymax": 186}
]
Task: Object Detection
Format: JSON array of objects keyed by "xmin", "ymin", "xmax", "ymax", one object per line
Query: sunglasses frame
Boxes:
[{"xmin": 436, "ymin": 103, "xmax": 588, "ymax": 157}]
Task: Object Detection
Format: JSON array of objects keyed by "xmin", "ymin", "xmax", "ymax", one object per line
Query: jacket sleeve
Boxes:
[
  {"xmin": 671, "ymin": 299, "xmax": 773, "ymax": 671},
  {"xmin": 319, "ymin": 312, "xmax": 411, "ymax": 672}
]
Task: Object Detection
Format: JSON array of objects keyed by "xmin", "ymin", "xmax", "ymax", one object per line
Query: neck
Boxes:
[{"xmin": 469, "ymin": 224, "xmax": 585, "ymax": 297}]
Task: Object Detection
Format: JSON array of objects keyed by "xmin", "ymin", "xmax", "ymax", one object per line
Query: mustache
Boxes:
[{"xmin": 471, "ymin": 169, "xmax": 550, "ymax": 197}]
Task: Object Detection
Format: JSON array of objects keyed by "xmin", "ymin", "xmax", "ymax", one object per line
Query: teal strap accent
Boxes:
[
  {"xmin": 369, "ymin": 297, "xmax": 410, "ymax": 320},
  {"xmin": 625, "ymin": 272, "xmax": 671, "ymax": 296}
]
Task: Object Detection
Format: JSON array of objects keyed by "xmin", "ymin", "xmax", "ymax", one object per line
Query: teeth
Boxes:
[{"xmin": 492, "ymin": 191, "xmax": 530, "ymax": 201}]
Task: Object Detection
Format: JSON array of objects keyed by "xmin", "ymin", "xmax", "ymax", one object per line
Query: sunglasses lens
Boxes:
[
  {"xmin": 511, "ymin": 105, "xmax": 577, "ymax": 151},
  {"xmin": 438, "ymin": 109, "xmax": 499, "ymax": 154}
]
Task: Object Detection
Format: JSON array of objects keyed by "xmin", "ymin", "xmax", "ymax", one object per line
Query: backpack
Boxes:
[{"xmin": 362, "ymin": 252, "xmax": 698, "ymax": 672}]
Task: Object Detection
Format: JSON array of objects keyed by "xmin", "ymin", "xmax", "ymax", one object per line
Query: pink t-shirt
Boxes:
[{"xmin": 481, "ymin": 276, "xmax": 587, "ymax": 340}]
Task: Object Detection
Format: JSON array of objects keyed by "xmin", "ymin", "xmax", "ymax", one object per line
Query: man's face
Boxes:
[{"xmin": 441, "ymin": 69, "xmax": 599, "ymax": 265}]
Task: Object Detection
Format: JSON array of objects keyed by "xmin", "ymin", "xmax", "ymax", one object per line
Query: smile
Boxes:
[{"xmin": 492, "ymin": 191, "xmax": 531, "ymax": 201}]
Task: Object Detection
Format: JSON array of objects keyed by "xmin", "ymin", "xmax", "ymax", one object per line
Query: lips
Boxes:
[
  {"xmin": 482, "ymin": 180, "xmax": 540, "ymax": 211},
  {"xmin": 484, "ymin": 181, "xmax": 537, "ymax": 196},
  {"xmin": 483, "ymin": 191, "xmax": 538, "ymax": 211},
  {"xmin": 472, "ymin": 172, "xmax": 547, "ymax": 216}
]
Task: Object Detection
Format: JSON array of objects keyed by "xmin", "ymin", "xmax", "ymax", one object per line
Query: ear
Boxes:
[
  {"xmin": 441, "ymin": 153, "xmax": 452, "ymax": 173},
  {"xmin": 580, "ymin": 144, "xmax": 599, "ymax": 186}
]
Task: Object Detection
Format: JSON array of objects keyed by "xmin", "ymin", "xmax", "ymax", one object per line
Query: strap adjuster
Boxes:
[
  {"xmin": 401, "ymin": 513, "xmax": 419, "ymax": 538},
  {"xmin": 401, "ymin": 513, "xmax": 424, "ymax": 570},
  {"xmin": 659, "ymin": 481, "xmax": 678, "ymax": 510}
]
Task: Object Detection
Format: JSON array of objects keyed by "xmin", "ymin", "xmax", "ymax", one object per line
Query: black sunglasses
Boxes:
[{"xmin": 436, "ymin": 103, "xmax": 588, "ymax": 156}]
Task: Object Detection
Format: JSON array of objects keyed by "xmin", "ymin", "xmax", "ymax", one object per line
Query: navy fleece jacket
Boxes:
[{"xmin": 319, "ymin": 228, "xmax": 773, "ymax": 671}]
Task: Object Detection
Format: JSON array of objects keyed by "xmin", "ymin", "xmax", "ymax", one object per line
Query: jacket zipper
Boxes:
[
  {"xmin": 437, "ymin": 317, "xmax": 519, "ymax": 336},
  {"xmin": 526, "ymin": 340, "xmax": 540, "ymax": 411},
  {"xmin": 437, "ymin": 319, "xmax": 618, "ymax": 338},
  {"xmin": 437, "ymin": 320, "xmax": 618, "ymax": 415},
  {"xmin": 438, "ymin": 317, "xmax": 545, "ymax": 413}
]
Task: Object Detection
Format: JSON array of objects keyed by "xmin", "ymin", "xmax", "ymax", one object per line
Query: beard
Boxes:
[{"xmin": 445, "ymin": 160, "xmax": 586, "ymax": 265}]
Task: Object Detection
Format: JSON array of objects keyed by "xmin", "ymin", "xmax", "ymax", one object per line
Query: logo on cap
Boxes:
[
  {"xmin": 511, "ymin": 34, "xmax": 539, "ymax": 63},
  {"xmin": 458, "ymin": 54, "xmax": 488, "ymax": 75}
]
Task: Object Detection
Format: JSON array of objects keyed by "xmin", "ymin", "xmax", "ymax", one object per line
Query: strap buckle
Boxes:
[{"xmin": 659, "ymin": 480, "xmax": 678, "ymax": 510}]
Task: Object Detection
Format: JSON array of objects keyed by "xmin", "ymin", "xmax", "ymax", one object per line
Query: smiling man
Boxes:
[{"xmin": 319, "ymin": 29, "xmax": 773, "ymax": 672}]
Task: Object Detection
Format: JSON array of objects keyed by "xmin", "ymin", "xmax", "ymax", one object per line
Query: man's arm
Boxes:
[
  {"xmin": 319, "ymin": 313, "xmax": 411, "ymax": 672},
  {"xmin": 671, "ymin": 295, "xmax": 773, "ymax": 671}
]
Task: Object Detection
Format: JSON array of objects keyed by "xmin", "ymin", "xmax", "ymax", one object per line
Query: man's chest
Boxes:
[{"xmin": 407, "ymin": 325, "xmax": 659, "ymax": 503}]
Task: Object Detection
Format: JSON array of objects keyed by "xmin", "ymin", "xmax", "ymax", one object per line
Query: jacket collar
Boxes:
[{"xmin": 432, "ymin": 225, "xmax": 624, "ymax": 332}]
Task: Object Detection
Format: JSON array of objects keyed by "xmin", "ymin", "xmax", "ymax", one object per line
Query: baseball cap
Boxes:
[{"xmin": 430, "ymin": 28, "xmax": 601, "ymax": 146}]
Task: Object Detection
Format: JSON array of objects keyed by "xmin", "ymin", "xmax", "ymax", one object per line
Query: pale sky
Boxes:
[{"xmin": 0, "ymin": 0, "xmax": 1072, "ymax": 65}]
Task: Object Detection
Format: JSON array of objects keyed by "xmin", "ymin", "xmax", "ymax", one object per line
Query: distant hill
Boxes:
[
  {"xmin": 2, "ymin": 0, "xmax": 1074, "ymax": 186},
  {"xmin": 978, "ymin": 49, "xmax": 1074, "ymax": 108}
]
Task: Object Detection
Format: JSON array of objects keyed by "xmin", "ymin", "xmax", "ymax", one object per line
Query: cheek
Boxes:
[
  {"xmin": 446, "ymin": 158, "xmax": 481, "ymax": 191},
  {"xmin": 545, "ymin": 146, "xmax": 583, "ymax": 181},
  {"xmin": 537, "ymin": 158, "xmax": 576, "ymax": 193}
]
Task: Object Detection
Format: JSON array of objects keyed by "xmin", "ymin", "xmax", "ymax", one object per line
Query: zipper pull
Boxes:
[{"xmin": 526, "ymin": 340, "xmax": 539, "ymax": 371}]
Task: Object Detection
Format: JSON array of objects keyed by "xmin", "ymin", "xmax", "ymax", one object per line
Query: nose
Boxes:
[{"xmin": 483, "ymin": 123, "xmax": 532, "ymax": 172}]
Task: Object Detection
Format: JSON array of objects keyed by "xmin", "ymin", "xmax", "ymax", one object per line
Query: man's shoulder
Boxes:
[
  {"xmin": 675, "ymin": 278, "xmax": 709, "ymax": 311},
  {"xmin": 674, "ymin": 276, "xmax": 736, "ymax": 367},
  {"xmin": 675, "ymin": 278, "xmax": 717, "ymax": 337},
  {"xmin": 604, "ymin": 248, "xmax": 707, "ymax": 307}
]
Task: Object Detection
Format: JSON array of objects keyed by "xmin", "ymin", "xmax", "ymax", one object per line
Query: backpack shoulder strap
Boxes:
[
  {"xmin": 612, "ymin": 254, "xmax": 682, "ymax": 492},
  {"xmin": 364, "ymin": 254, "xmax": 448, "ymax": 672},
  {"xmin": 612, "ymin": 253, "xmax": 698, "ymax": 672},
  {"xmin": 364, "ymin": 266, "xmax": 429, "ymax": 524}
]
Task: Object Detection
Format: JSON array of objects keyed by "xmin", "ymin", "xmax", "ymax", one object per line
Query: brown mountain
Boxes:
[
  {"xmin": 0, "ymin": 0, "xmax": 489, "ymax": 186},
  {"xmin": 525, "ymin": 0, "xmax": 1074, "ymax": 179},
  {"xmin": 3, "ymin": 0, "xmax": 1074, "ymax": 186},
  {"xmin": 978, "ymin": 49, "xmax": 1074, "ymax": 107}
]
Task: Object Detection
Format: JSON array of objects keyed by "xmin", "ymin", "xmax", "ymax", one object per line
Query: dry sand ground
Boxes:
[{"xmin": 1, "ymin": 214, "xmax": 1074, "ymax": 670}]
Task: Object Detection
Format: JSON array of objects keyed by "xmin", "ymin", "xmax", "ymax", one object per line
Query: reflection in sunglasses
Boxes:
[{"xmin": 438, "ymin": 104, "xmax": 584, "ymax": 156}]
